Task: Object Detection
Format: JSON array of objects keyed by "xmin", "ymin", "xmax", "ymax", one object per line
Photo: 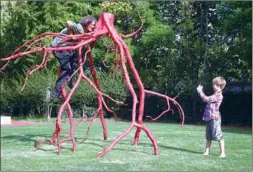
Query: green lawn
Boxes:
[{"xmin": 1, "ymin": 120, "xmax": 252, "ymax": 171}]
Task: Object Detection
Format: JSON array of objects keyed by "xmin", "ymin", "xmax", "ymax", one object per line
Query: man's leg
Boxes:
[
  {"xmin": 68, "ymin": 54, "xmax": 77, "ymax": 89},
  {"xmin": 52, "ymin": 70, "xmax": 70, "ymax": 98},
  {"xmin": 53, "ymin": 52, "xmax": 72, "ymax": 98}
]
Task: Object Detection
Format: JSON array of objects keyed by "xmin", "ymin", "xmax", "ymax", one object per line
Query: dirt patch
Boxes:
[
  {"xmin": 1, "ymin": 120, "xmax": 52, "ymax": 126},
  {"xmin": 1, "ymin": 118, "xmax": 116, "ymax": 126}
]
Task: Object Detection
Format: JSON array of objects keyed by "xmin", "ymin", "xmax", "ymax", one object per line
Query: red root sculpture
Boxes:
[{"xmin": 0, "ymin": 13, "xmax": 184, "ymax": 158}]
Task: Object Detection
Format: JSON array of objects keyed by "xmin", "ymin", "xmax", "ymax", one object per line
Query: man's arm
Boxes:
[
  {"xmin": 67, "ymin": 21, "xmax": 84, "ymax": 35},
  {"xmin": 67, "ymin": 22, "xmax": 73, "ymax": 35}
]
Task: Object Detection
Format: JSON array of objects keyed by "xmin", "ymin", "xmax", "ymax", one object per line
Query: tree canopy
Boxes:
[{"xmin": 0, "ymin": 1, "xmax": 251, "ymax": 125}]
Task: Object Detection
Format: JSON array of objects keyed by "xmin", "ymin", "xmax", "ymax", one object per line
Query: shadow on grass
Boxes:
[
  {"xmin": 78, "ymin": 138, "xmax": 152, "ymax": 155},
  {"xmin": 136, "ymin": 142, "xmax": 202, "ymax": 155},
  {"xmin": 158, "ymin": 144, "xmax": 202, "ymax": 154},
  {"xmin": 1, "ymin": 134, "xmax": 76, "ymax": 154},
  {"xmin": 1, "ymin": 134, "xmax": 51, "ymax": 144},
  {"xmin": 2, "ymin": 133, "xmax": 202, "ymax": 156},
  {"xmin": 79, "ymin": 138, "xmax": 201, "ymax": 155}
]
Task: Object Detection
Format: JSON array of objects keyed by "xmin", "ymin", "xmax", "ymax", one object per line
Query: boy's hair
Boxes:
[{"xmin": 212, "ymin": 76, "xmax": 226, "ymax": 90}]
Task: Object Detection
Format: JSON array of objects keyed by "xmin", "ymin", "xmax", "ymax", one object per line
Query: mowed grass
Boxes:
[{"xmin": 1, "ymin": 120, "xmax": 252, "ymax": 171}]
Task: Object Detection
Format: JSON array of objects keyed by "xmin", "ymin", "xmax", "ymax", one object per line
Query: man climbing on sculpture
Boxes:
[{"xmin": 51, "ymin": 15, "xmax": 97, "ymax": 99}]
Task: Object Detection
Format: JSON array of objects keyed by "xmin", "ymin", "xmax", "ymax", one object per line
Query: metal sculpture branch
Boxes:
[{"xmin": 0, "ymin": 13, "xmax": 185, "ymax": 158}]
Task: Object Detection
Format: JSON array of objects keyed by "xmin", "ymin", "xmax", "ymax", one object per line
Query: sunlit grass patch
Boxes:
[{"xmin": 1, "ymin": 121, "xmax": 252, "ymax": 171}]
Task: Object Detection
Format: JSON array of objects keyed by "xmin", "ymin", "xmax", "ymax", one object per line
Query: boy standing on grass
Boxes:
[{"xmin": 197, "ymin": 76, "xmax": 226, "ymax": 158}]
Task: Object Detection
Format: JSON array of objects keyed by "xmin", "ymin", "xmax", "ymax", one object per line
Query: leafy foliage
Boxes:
[
  {"xmin": 0, "ymin": 1, "xmax": 251, "ymax": 125},
  {"xmin": 71, "ymin": 71, "xmax": 128, "ymax": 117}
]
